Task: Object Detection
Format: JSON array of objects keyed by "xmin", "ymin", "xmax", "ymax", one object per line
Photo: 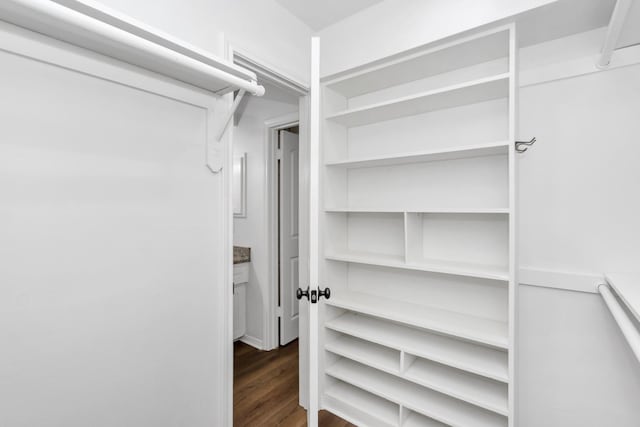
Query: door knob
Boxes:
[
  {"xmin": 318, "ymin": 287, "xmax": 331, "ymax": 300},
  {"xmin": 296, "ymin": 287, "xmax": 310, "ymax": 301}
]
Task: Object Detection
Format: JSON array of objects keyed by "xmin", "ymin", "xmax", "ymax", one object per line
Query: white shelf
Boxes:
[
  {"xmin": 325, "ymin": 381, "xmax": 399, "ymax": 427},
  {"xmin": 325, "ymin": 208, "xmax": 510, "ymax": 214},
  {"xmin": 325, "ymin": 141, "xmax": 509, "ymax": 169},
  {"xmin": 326, "ymin": 358, "xmax": 507, "ymax": 427},
  {"xmin": 326, "ymin": 335, "xmax": 401, "ymax": 375},
  {"xmin": 326, "ymin": 312, "xmax": 508, "ymax": 383},
  {"xmin": 326, "ymin": 290, "xmax": 509, "ymax": 349},
  {"xmin": 325, "ymin": 251, "xmax": 509, "ymax": 281},
  {"xmin": 323, "ymin": 28, "xmax": 509, "ymax": 98},
  {"xmin": 405, "ymin": 357, "xmax": 508, "ymax": 416},
  {"xmin": 403, "ymin": 411, "xmax": 448, "ymax": 427},
  {"xmin": 325, "ymin": 74, "xmax": 509, "ymax": 127},
  {"xmin": 605, "ymin": 273, "xmax": 640, "ymax": 323}
]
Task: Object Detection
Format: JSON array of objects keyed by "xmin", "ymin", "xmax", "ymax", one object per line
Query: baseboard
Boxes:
[{"xmin": 239, "ymin": 334, "xmax": 263, "ymax": 350}]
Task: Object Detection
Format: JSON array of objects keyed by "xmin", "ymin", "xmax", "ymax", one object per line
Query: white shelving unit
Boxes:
[{"xmin": 318, "ymin": 24, "xmax": 517, "ymax": 427}]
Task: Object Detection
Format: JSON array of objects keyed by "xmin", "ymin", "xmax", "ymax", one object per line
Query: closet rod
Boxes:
[
  {"xmin": 598, "ymin": 283, "xmax": 640, "ymax": 365},
  {"xmin": 0, "ymin": 0, "xmax": 265, "ymax": 96}
]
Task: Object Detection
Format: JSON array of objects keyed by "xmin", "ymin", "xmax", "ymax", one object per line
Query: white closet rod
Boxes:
[
  {"xmin": 0, "ymin": 0, "xmax": 265, "ymax": 96},
  {"xmin": 598, "ymin": 284, "xmax": 640, "ymax": 365}
]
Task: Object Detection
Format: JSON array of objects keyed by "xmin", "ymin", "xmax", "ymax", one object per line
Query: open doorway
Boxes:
[
  {"xmin": 229, "ymin": 49, "xmax": 350, "ymax": 426},
  {"xmin": 228, "ymin": 51, "xmax": 306, "ymax": 426}
]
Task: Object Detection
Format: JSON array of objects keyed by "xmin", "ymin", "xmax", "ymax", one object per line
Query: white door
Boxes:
[
  {"xmin": 279, "ymin": 130, "xmax": 300, "ymax": 345},
  {"xmin": 304, "ymin": 36, "xmax": 322, "ymax": 427},
  {"xmin": 0, "ymin": 22, "xmax": 230, "ymax": 427}
]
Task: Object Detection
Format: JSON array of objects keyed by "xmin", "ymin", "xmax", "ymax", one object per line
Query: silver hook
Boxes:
[{"xmin": 516, "ymin": 137, "xmax": 536, "ymax": 153}]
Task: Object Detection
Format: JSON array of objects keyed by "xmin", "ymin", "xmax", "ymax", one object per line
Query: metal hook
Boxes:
[{"xmin": 516, "ymin": 137, "xmax": 536, "ymax": 153}]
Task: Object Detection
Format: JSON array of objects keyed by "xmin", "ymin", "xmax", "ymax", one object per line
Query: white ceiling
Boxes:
[{"xmin": 275, "ymin": 0, "xmax": 384, "ymax": 31}]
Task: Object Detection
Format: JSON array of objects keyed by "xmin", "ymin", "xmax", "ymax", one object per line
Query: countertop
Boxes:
[{"xmin": 233, "ymin": 246, "xmax": 251, "ymax": 264}]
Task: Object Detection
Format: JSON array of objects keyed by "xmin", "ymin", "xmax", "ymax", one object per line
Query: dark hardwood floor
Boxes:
[{"xmin": 234, "ymin": 340, "xmax": 355, "ymax": 426}]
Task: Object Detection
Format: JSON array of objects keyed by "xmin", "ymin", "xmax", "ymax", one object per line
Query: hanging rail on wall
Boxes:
[
  {"xmin": 598, "ymin": 283, "xmax": 640, "ymax": 365},
  {"xmin": 0, "ymin": 0, "xmax": 265, "ymax": 96},
  {"xmin": 515, "ymin": 137, "xmax": 537, "ymax": 153}
]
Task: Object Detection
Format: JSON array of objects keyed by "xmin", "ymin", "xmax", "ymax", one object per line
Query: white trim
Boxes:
[
  {"xmin": 264, "ymin": 113, "xmax": 301, "ymax": 351},
  {"xmin": 239, "ymin": 334, "xmax": 264, "ymax": 351},
  {"xmin": 0, "ymin": 0, "xmax": 264, "ymax": 95},
  {"xmin": 233, "ymin": 153, "xmax": 248, "ymax": 218},
  {"xmin": 307, "ymin": 36, "xmax": 321, "ymax": 427},
  {"xmin": 519, "ymin": 268, "xmax": 602, "ymax": 294},
  {"xmin": 234, "ymin": 50, "xmax": 309, "ymax": 95}
]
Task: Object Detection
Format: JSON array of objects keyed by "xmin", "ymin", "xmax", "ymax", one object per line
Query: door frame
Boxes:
[
  {"xmin": 226, "ymin": 44, "xmax": 311, "ymax": 412},
  {"xmin": 265, "ymin": 113, "xmax": 300, "ymax": 349}
]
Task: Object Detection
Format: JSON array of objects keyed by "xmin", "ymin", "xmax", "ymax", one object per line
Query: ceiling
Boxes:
[{"xmin": 275, "ymin": 0, "xmax": 384, "ymax": 31}]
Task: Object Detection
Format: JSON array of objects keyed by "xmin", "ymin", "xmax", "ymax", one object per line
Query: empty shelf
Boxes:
[
  {"xmin": 326, "ymin": 358, "xmax": 507, "ymax": 427},
  {"xmin": 325, "ymin": 74, "xmax": 509, "ymax": 127},
  {"xmin": 326, "ymin": 312, "xmax": 508, "ymax": 383},
  {"xmin": 326, "ymin": 335, "xmax": 401, "ymax": 375},
  {"xmin": 326, "ymin": 290, "xmax": 508, "ymax": 349},
  {"xmin": 325, "ymin": 251, "xmax": 509, "ymax": 281},
  {"xmin": 405, "ymin": 357, "xmax": 508, "ymax": 416},
  {"xmin": 403, "ymin": 411, "xmax": 448, "ymax": 427},
  {"xmin": 324, "ymin": 208, "xmax": 510, "ymax": 214},
  {"xmin": 325, "ymin": 141, "xmax": 509, "ymax": 168},
  {"xmin": 324, "ymin": 29, "xmax": 509, "ymax": 98},
  {"xmin": 325, "ymin": 381, "xmax": 398, "ymax": 427}
]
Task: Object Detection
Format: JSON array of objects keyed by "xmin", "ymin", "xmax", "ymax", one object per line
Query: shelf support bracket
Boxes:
[
  {"xmin": 216, "ymin": 89, "xmax": 246, "ymax": 142},
  {"xmin": 597, "ymin": 0, "xmax": 634, "ymax": 69}
]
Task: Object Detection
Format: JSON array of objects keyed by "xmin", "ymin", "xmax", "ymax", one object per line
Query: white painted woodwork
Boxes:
[
  {"xmin": 233, "ymin": 262, "xmax": 250, "ymax": 284},
  {"xmin": 402, "ymin": 411, "xmax": 448, "ymax": 427},
  {"xmin": 325, "ymin": 74, "xmax": 509, "ymax": 127},
  {"xmin": 598, "ymin": 281, "xmax": 640, "ymax": 365},
  {"xmin": 324, "ymin": 380, "xmax": 399, "ymax": 427},
  {"xmin": 279, "ymin": 130, "xmax": 301, "ymax": 345},
  {"xmin": 605, "ymin": 273, "xmax": 640, "ymax": 323},
  {"xmin": 325, "ymin": 334, "xmax": 401, "ymax": 375},
  {"xmin": 404, "ymin": 358, "xmax": 508, "ymax": 416},
  {"xmin": 327, "ymin": 290, "xmax": 508, "ymax": 349},
  {"xmin": 324, "ymin": 28, "xmax": 509, "ymax": 98},
  {"xmin": 307, "ymin": 36, "xmax": 321, "ymax": 427},
  {"xmin": 326, "ymin": 313, "xmax": 509, "ymax": 383},
  {"xmin": 325, "ymin": 141, "xmax": 509, "ymax": 168},
  {"xmin": 0, "ymin": 0, "xmax": 264, "ymax": 95},
  {"xmin": 315, "ymin": 25, "xmax": 517, "ymax": 426},
  {"xmin": 233, "ymin": 263, "xmax": 249, "ymax": 340},
  {"xmin": 326, "ymin": 359, "xmax": 508, "ymax": 427}
]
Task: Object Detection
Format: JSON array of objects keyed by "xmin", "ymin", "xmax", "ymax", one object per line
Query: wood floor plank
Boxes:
[{"xmin": 234, "ymin": 340, "xmax": 354, "ymax": 426}]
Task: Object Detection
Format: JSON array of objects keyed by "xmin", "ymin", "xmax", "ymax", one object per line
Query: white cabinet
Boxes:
[
  {"xmin": 233, "ymin": 263, "xmax": 249, "ymax": 340},
  {"xmin": 313, "ymin": 24, "xmax": 518, "ymax": 427}
]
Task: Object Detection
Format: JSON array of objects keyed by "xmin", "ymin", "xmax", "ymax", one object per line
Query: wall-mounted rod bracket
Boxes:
[
  {"xmin": 516, "ymin": 137, "xmax": 537, "ymax": 153},
  {"xmin": 597, "ymin": 0, "xmax": 635, "ymax": 69},
  {"xmin": 216, "ymin": 89, "xmax": 246, "ymax": 142}
]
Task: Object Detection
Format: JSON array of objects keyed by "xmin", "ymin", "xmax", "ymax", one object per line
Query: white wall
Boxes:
[
  {"xmin": 233, "ymin": 88, "xmax": 298, "ymax": 348},
  {"xmin": 317, "ymin": 0, "xmax": 556, "ymax": 77},
  {"xmin": 516, "ymin": 61, "xmax": 640, "ymax": 426},
  {"xmin": 81, "ymin": 0, "xmax": 313, "ymax": 84}
]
